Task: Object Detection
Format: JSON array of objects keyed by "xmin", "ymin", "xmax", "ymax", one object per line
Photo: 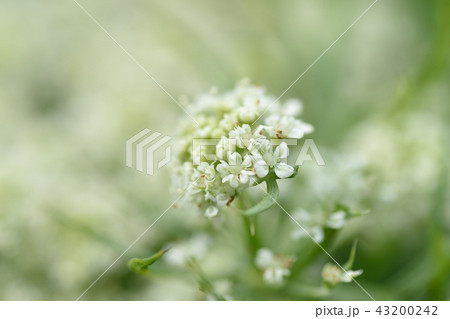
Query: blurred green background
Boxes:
[{"xmin": 0, "ymin": 0, "xmax": 449, "ymax": 300}]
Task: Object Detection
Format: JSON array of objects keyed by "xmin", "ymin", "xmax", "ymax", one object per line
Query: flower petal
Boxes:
[
  {"xmin": 254, "ymin": 160, "xmax": 269, "ymax": 178},
  {"xmin": 274, "ymin": 162, "xmax": 294, "ymax": 178},
  {"xmin": 228, "ymin": 152, "xmax": 242, "ymax": 166},
  {"xmin": 340, "ymin": 269, "xmax": 363, "ymax": 282},
  {"xmin": 275, "ymin": 142, "xmax": 289, "ymax": 159},
  {"xmin": 239, "ymin": 172, "xmax": 249, "ymax": 184},
  {"xmin": 222, "ymin": 174, "xmax": 239, "ymax": 188},
  {"xmin": 215, "ymin": 193, "xmax": 230, "ymax": 206},
  {"xmin": 326, "ymin": 211, "xmax": 347, "ymax": 229},
  {"xmin": 205, "ymin": 206, "xmax": 218, "ymax": 218}
]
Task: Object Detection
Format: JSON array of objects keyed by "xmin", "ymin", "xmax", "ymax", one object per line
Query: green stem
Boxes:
[
  {"xmin": 289, "ymin": 228, "xmax": 338, "ymax": 280},
  {"xmin": 186, "ymin": 258, "xmax": 225, "ymax": 300},
  {"xmin": 236, "ymin": 197, "xmax": 260, "ymax": 261},
  {"xmin": 243, "ymin": 215, "xmax": 259, "ymax": 259}
]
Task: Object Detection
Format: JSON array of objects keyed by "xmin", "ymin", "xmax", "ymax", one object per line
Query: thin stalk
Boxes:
[
  {"xmin": 289, "ymin": 228, "xmax": 338, "ymax": 280},
  {"xmin": 236, "ymin": 197, "xmax": 260, "ymax": 262}
]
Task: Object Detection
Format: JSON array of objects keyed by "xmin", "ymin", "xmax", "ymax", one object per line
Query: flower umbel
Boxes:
[{"xmin": 172, "ymin": 80, "xmax": 313, "ymax": 217}]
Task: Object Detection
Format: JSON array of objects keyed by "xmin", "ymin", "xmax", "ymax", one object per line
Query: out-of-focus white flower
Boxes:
[
  {"xmin": 263, "ymin": 267, "xmax": 291, "ymax": 284},
  {"xmin": 282, "ymin": 99, "xmax": 303, "ymax": 116},
  {"xmin": 205, "ymin": 206, "xmax": 219, "ymax": 218},
  {"xmin": 326, "ymin": 211, "xmax": 347, "ymax": 229},
  {"xmin": 322, "ymin": 264, "xmax": 341, "ymax": 286},
  {"xmin": 291, "ymin": 208, "xmax": 355, "ymax": 243},
  {"xmin": 322, "ymin": 263, "xmax": 363, "ymax": 286},
  {"xmin": 340, "ymin": 269, "xmax": 363, "ymax": 283},
  {"xmin": 264, "ymin": 114, "xmax": 314, "ymax": 139},
  {"xmin": 292, "ymin": 225, "xmax": 324, "ymax": 243},
  {"xmin": 291, "ymin": 209, "xmax": 325, "ymax": 243},
  {"xmin": 165, "ymin": 234, "xmax": 210, "ymax": 266},
  {"xmin": 255, "ymin": 248, "xmax": 276, "ymax": 269},
  {"xmin": 255, "ymin": 248, "xmax": 293, "ymax": 284},
  {"xmin": 172, "ymin": 80, "xmax": 313, "ymax": 217}
]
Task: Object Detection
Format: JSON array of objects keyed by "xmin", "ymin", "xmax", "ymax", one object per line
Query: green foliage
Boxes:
[{"xmin": 128, "ymin": 248, "xmax": 169, "ymax": 275}]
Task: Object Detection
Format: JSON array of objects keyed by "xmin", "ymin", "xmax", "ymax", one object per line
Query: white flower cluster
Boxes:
[
  {"xmin": 255, "ymin": 248, "xmax": 293, "ymax": 284},
  {"xmin": 173, "ymin": 80, "xmax": 313, "ymax": 217}
]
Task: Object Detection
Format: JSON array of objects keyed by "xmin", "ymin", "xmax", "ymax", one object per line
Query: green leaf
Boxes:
[
  {"xmin": 128, "ymin": 248, "xmax": 169, "ymax": 275},
  {"xmin": 242, "ymin": 178, "xmax": 279, "ymax": 216}
]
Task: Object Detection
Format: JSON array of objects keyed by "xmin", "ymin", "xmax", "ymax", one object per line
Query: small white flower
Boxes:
[
  {"xmin": 252, "ymin": 141, "xmax": 295, "ymax": 179},
  {"xmin": 255, "ymin": 248, "xmax": 275, "ymax": 269},
  {"xmin": 219, "ymin": 113, "xmax": 239, "ymax": 132},
  {"xmin": 216, "ymin": 137, "xmax": 236, "ymax": 160},
  {"xmin": 229, "ymin": 124, "xmax": 253, "ymax": 148},
  {"xmin": 213, "ymin": 193, "xmax": 231, "ymax": 206},
  {"xmin": 252, "ymin": 155, "xmax": 269, "ymax": 178},
  {"xmin": 255, "ymin": 248, "xmax": 292, "ymax": 284},
  {"xmin": 274, "ymin": 162, "xmax": 295, "ymax": 179},
  {"xmin": 322, "ymin": 264, "xmax": 342, "ymax": 286},
  {"xmin": 205, "ymin": 206, "xmax": 219, "ymax": 218},
  {"xmin": 238, "ymin": 105, "xmax": 260, "ymax": 123},
  {"xmin": 190, "ymin": 162, "xmax": 217, "ymax": 194},
  {"xmin": 291, "ymin": 209, "xmax": 325, "ymax": 243},
  {"xmin": 292, "ymin": 226, "xmax": 324, "ymax": 243},
  {"xmin": 322, "ymin": 263, "xmax": 363, "ymax": 286},
  {"xmin": 282, "ymin": 99, "xmax": 303, "ymax": 116},
  {"xmin": 326, "ymin": 210, "xmax": 347, "ymax": 229},
  {"xmin": 265, "ymin": 114, "xmax": 314, "ymax": 139},
  {"xmin": 217, "ymin": 152, "xmax": 255, "ymax": 188},
  {"xmin": 263, "ymin": 267, "xmax": 291, "ymax": 284},
  {"xmin": 340, "ymin": 269, "xmax": 363, "ymax": 283},
  {"xmin": 165, "ymin": 234, "xmax": 210, "ymax": 266}
]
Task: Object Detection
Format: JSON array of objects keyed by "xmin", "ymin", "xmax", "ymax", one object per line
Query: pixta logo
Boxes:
[
  {"xmin": 192, "ymin": 138, "xmax": 325, "ymax": 166},
  {"xmin": 126, "ymin": 129, "xmax": 325, "ymax": 176},
  {"xmin": 126, "ymin": 129, "xmax": 172, "ymax": 175}
]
